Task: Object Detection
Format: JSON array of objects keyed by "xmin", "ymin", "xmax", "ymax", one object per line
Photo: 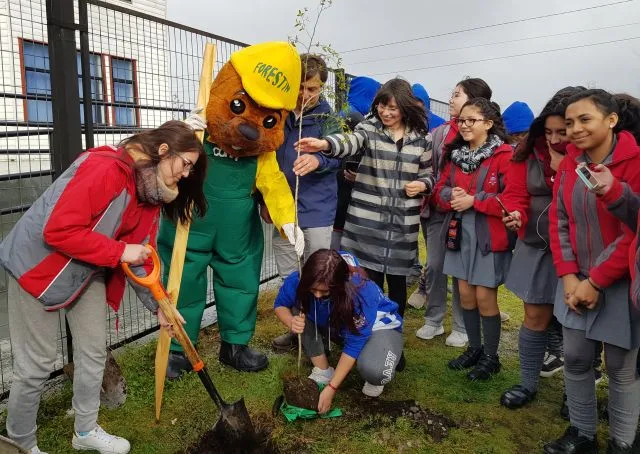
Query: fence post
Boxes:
[
  {"xmin": 46, "ymin": 0, "xmax": 84, "ymax": 363},
  {"xmin": 46, "ymin": 0, "xmax": 83, "ymax": 176}
]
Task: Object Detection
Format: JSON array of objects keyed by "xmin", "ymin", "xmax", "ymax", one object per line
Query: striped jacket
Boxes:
[
  {"xmin": 550, "ymin": 131, "xmax": 640, "ymax": 289},
  {"xmin": 0, "ymin": 147, "xmax": 159, "ymax": 312},
  {"xmin": 323, "ymin": 119, "xmax": 435, "ymax": 275}
]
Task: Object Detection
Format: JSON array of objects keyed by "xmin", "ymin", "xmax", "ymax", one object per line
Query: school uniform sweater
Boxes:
[
  {"xmin": 434, "ymin": 142, "xmax": 515, "ymax": 254},
  {"xmin": 273, "ymin": 271, "xmax": 403, "ymax": 359},
  {"xmin": 550, "ymin": 131, "xmax": 640, "ymax": 289}
]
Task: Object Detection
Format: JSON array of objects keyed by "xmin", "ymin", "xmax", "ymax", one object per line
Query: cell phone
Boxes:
[
  {"xmin": 575, "ymin": 164, "xmax": 600, "ymax": 190},
  {"xmin": 345, "ymin": 161, "xmax": 359, "ymax": 172},
  {"xmin": 495, "ymin": 196, "xmax": 509, "ymax": 214}
]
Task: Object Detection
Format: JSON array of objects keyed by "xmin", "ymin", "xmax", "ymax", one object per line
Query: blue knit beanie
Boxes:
[{"xmin": 503, "ymin": 101, "xmax": 534, "ymax": 135}]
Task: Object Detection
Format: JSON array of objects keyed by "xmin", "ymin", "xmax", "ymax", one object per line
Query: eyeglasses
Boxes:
[
  {"xmin": 171, "ymin": 152, "xmax": 195, "ymax": 174},
  {"xmin": 456, "ymin": 118, "xmax": 488, "ymax": 127}
]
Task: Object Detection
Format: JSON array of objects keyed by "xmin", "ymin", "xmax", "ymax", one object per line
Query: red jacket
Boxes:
[
  {"xmin": 550, "ymin": 131, "xmax": 640, "ymax": 288},
  {"xmin": 600, "ymin": 172, "xmax": 640, "ymax": 308},
  {"xmin": 500, "ymin": 146, "xmax": 554, "ymax": 246},
  {"xmin": 0, "ymin": 146, "xmax": 160, "ymax": 311},
  {"xmin": 434, "ymin": 142, "xmax": 514, "ymax": 253}
]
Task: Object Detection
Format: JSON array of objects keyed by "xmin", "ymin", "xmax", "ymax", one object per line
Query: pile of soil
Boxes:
[
  {"xmin": 282, "ymin": 376, "xmax": 320, "ymax": 411},
  {"xmin": 351, "ymin": 396, "xmax": 457, "ymax": 443},
  {"xmin": 186, "ymin": 412, "xmax": 279, "ymax": 454}
]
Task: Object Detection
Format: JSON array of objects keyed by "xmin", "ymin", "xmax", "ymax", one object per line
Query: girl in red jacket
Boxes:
[
  {"xmin": 544, "ymin": 90, "xmax": 640, "ymax": 454},
  {"xmin": 0, "ymin": 121, "xmax": 207, "ymax": 454},
  {"xmin": 498, "ymin": 87, "xmax": 584, "ymax": 410},
  {"xmin": 434, "ymin": 97, "xmax": 514, "ymax": 381}
]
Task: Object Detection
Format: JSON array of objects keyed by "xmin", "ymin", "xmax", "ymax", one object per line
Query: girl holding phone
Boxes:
[
  {"xmin": 498, "ymin": 87, "xmax": 583, "ymax": 410},
  {"xmin": 545, "ymin": 89, "xmax": 640, "ymax": 453},
  {"xmin": 434, "ymin": 97, "xmax": 514, "ymax": 381}
]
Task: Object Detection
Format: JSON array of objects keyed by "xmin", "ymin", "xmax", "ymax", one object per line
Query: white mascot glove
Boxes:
[
  {"xmin": 183, "ymin": 107, "xmax": 207, "ymax": 131},
  {"xmin": 282, "ymin": 224, "xmax": 305, "ymax": 257}
]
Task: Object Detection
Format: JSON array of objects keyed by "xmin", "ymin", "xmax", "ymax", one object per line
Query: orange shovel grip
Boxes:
[{"xmin": 121, "ymin": 245, "xmax": 164, "ymax": 300}]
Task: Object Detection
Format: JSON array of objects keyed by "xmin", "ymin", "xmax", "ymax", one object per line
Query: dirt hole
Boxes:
[
  {"xmin": 350, "ymin": 396, "xmax": 458, "ymax": 443},
  {"xmin": 186, "ymin": 412, "xmax": 279, "ymax": 454}
]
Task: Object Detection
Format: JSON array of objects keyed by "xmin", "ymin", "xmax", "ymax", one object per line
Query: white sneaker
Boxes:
[
  {"xmin": 407, "ymin": 289, "xmax": 427, "ymax": 309},
  {"xmin": 416, "ymin": 324, "xmax": 444, "ymax": 340},
  {"xmin": 31, "ymin": 447, "xmax": 49, "ymax": 454},
  {"xmin": 72, "ymin": 426, "xmax": 130, "ymax": 453},
  {"xmin": 308, "ymin": 366, "xmax": 335, "ymax": 385},
  {"xmin": 362, "ymin": 381, "xmax": 385, "ymax": 397},
  {"xmin": 445, "ymin": 330, "xmax": 469, "ymax": 347},
  {"xmin": 500, "ymin": 311, "xmax": 510, "ymax": 322}
]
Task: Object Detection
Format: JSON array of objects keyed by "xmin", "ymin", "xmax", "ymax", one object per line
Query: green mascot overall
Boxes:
[{"xmin": 158, "ymin": 42, "xmax": 305, "ymax": 374}]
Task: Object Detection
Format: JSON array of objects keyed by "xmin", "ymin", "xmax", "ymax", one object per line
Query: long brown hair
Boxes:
[
  {"xmin": 295, "ymin": 249, "xmax": 364, "ymax": 334},
  {"xmin": 120, "ymin": 120, "xmax": 207, "ymax": 224}
]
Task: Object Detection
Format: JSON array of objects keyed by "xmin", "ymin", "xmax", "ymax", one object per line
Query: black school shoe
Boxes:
[
  {"xmin": 544, "ymin": 426, "xmax": 598, "ymax": 454},
  {"xmin": 166, "ymin": 351, "xmax": 193, "ymax": 380},
  {"xmin": 500, "ymin": 384, "xmax": 536, "ymax": 409},
  {"xmin": 606, "ymin": 437, "xmax": 638, "ymax": 453},
  {"xmin": 396, "ymin": 352, "xmax": 406, "ymax": 372},
  {"xmin": 448, "ymin": 346, "xmax": 483, "ymax": 370},
  {"xmin": 219, "ymin": 341, "xmax": 268, "ymax": 372},
  {"xmin": 467, "ymin": 353, "xmax": 501, "ymax": 381}
]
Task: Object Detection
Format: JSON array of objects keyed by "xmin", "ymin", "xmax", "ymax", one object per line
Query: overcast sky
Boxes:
[{"xmin": 166, "ymin": 0, "xmax": 640, "ymax": 114}]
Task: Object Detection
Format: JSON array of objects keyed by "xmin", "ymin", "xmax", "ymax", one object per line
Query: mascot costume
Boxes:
[{"xmin": 158, "ymin": 42, "xmax": 304, "ymax": 374}]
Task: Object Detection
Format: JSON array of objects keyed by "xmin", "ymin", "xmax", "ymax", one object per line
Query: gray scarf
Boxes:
[
  {"xmin": 451, "ymin": 134, "xmax": 503, "ymax": 174},
  {"xmin": 135, "ymin": 166, "xmax": 179, "ymax": 205}
]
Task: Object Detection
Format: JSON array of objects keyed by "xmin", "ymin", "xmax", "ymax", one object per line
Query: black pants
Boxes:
[{"xmin": 364, "ymin": 268, "xmax": 407, "ymax": 317}]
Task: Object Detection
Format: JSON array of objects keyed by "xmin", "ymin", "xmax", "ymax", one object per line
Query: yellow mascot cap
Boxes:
[{"xmin": 230, "ymin": 41, "xmax": 301, "ymax": 111}]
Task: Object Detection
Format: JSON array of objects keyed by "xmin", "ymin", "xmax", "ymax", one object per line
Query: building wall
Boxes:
[{"xmin": 0, "ymin": 0, "xmax": 171, "ymax": 177}]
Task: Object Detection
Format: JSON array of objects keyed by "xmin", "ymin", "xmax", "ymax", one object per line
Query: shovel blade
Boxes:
[{"xmin": 213, "ymin": 398, "xmax": 256, "ymax": 445}]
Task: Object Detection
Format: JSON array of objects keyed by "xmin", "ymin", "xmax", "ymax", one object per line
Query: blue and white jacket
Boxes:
[{"xmin": 273, "ymin": 254, "xmax": 403, "ymax": 359}]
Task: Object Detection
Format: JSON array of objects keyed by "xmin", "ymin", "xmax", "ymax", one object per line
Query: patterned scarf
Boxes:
[
  {"xmin": 451, "ymin": 134, "xmax": 503, "ymax": 174},
  {"xmin": 135, "ymin": 166, "xmax": 179, "ymax": 205}
]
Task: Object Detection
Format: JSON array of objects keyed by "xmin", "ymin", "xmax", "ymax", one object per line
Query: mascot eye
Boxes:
[
  {"xmin": 230, "ymin": 99, "xmax": 246, "ymax": 115},
  {"xmin": 263, "ymin": 116, "xmax": 277, "ymax": 129}
]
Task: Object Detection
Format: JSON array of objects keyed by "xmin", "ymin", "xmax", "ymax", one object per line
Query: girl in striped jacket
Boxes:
[{"xmin": 295, "ymin": 78, "xmax": 435, "ymax": 318}]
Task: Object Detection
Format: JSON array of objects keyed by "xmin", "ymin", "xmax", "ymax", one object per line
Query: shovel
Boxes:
[{"xmin": 121, "ymin": 246, "xmax": 256, "ymax": 444}]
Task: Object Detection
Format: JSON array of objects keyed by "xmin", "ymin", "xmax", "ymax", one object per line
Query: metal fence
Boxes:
[
  {"xmin": 0, "ymin": 0, "xmax": 450, "ymax": 400},
  {"xmin": 0, "ymin": 0, "xmax": 282, "ymax": 399}
]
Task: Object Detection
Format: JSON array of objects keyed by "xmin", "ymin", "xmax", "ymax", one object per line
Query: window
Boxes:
[
  {"xmin": 111, "ymin": 57, "xmax": 137, "ymax": 126},
  {"xmin": 77, "ymin": 53, "xmax": 106, "ymax": 125},
  {"xmin": 21, "ymin": 40, "xmax": 105, "ymax": 125},
  {"xmin": 23, "ymin": 41, "xmax": 52, "ymax": 122}
]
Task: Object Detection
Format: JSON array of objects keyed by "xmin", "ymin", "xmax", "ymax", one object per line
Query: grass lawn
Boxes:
[{"xmin": 1, "ymin": 240, "xmax": 614, "ymax": 453}]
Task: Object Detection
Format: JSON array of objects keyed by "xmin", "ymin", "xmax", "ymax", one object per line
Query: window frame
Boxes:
[
  {"xmin": 109, "ymin": 56, "xmax": 140, "ymax": 127},
  {"xmin": 19, "ymin": 38, "xmax": 108, "ymax": 126}
]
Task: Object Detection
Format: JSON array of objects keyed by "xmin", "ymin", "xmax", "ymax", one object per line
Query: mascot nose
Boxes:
[{"xmin": 238, "ymin": 123, "xmax": 259, "ymax": 141}]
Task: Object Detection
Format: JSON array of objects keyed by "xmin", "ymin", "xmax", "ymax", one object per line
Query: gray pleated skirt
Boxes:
[
  {"xmin": 505, "ymin": 240, "xmax": 557, "ymax": 305},
  {"xmin": 554, "ymin": 277, "xmax": 640, "ymax": 350},
  {"xmin": 443, "ymin": 210, "xmax": 511, "ymax": 289}
]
